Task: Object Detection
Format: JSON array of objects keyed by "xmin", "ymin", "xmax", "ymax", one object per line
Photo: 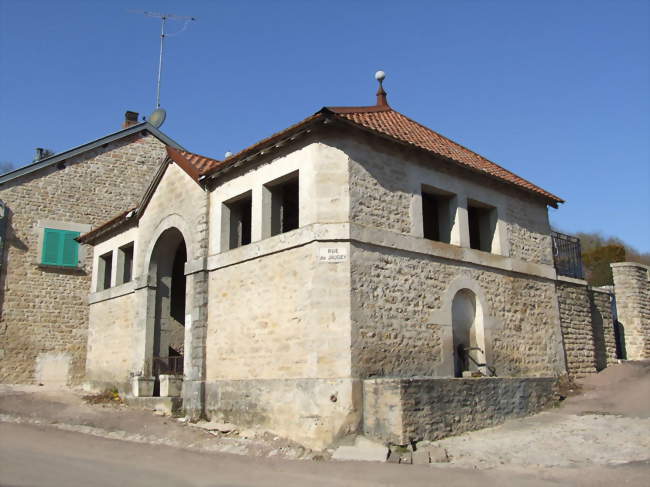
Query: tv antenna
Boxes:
[{"xmin": 131, "ymin": 10, "xmax": 196, "ymax": 109}]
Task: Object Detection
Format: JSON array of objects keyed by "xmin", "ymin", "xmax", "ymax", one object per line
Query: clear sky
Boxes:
[{"xmin": 1, "ymin": 0, "xmax": 648, "ymax": 251}]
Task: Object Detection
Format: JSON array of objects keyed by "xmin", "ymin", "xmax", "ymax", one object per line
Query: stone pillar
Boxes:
[
  {"xmin": 611, "ymin": 262, "xmax": 650, "ymax": 360},
  {"xmin": 182, "ymin": 267, "xmax": 209, "ymax": 420},
  {"xmin": 132, "ymin": 280, "xmax": 156, "ymax": 378}
]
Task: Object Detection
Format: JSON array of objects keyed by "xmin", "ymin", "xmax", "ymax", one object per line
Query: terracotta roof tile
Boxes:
[
  {"xmin": 166, "ymin": 146, "xmax": 224, "ymax": 181},
  {"xmin": 326, "ymin": 106, "xmax": 563, "ymax": 204}
]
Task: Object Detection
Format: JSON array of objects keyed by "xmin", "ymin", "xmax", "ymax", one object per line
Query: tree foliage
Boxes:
[{"xmin": 573, "ymin": 231, "xmax": 650, "ymax": 286}]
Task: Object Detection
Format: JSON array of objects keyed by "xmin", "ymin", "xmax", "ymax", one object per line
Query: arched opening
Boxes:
[
  {"xmin": 451, "ymin": 289, "xmax": 485, "ymax": 377},
  {"xmin": 149, "ymin": 227, "xmax": 187, "ymax": 396}
]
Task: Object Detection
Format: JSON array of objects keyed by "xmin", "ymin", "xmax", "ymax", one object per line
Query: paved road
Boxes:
[{"xmin": 2, "ymin": 422, "xmax": 649, "ymax": 487}]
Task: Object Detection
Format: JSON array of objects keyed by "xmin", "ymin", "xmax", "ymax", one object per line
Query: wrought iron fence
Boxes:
[
  {"xmin": 152, "ymin": 355, "xmax": 184, "ymax": 376},
  {"xmin": 551, "ymin": 231, "xmax": 584, "ymax": 279}
]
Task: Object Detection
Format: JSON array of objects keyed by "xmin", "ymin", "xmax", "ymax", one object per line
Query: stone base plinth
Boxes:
[
  {"xmin": 159, "ymin": 375, "xmax": 183, "ymax": 397},
  {"xmin": 131, "ymin": 376, "xmax": 155, "ymax": 397}
]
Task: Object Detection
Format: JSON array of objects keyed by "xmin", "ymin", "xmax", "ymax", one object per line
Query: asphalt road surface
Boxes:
[{"xmin": 2, "ymin": 422, "xmax": 649, "ymax": 487}]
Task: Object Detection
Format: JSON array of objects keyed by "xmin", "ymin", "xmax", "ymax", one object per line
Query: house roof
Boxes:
[
  {"xmin": 325, "ymin": 105, "xmax": 563, "ymax": 204},
  {"xmin": 0, "ymin": 122, "xmax": 183, "ymax": 185},
  {"xmin": 165, "ymin": 146, "xmax": 223, "ymax": 181},
  {"xmin": 206, "ymin": 104, "xmax": 562, "ymax": 206}
]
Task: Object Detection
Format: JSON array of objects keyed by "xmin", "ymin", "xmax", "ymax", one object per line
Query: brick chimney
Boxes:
[{"xmin": 122, "ymin": 111, "xmax": 139, "ymax": 129}]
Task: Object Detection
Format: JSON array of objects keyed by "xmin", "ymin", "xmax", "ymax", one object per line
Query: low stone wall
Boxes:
[
  {"xmin": 363, "ymin": 377, "xmax": 557, "ymax": 445},
  {"xmin": 612, "ymin": 262, "xmax": 650, "ymax": 360},
  {"xmin": 556, "ymin": 279, "xmax": 616, "ymax": 378}
]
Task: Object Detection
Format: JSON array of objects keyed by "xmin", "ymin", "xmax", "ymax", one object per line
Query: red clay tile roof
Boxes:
[
  {"xmin": 166, "ymin": 146, "xmax": 224, "ymax": 181},
  {"xmin": 207, "ymin": 105, "xmax": 562, "ymax": 206},
  {"xmin": 325, "ymin": 106, "xmax": 563, "ymax": 205}
]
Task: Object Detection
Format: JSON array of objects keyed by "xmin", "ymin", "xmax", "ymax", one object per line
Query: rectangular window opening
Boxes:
[
  {"xmin": 266, "ymin": 172, "xmax": 299, "ymax": 237},
  {"xmin": 98, "ymin": 251, "xmax": 113, "ymax": 291},
  {"xmin": 118, "ymin": 243, "xmax": 134, "ymax": 285},
  {"xmin": 224, "ymin": 192, "xmax": 252, "ymax": 250},
  {"xmin": 422, "ymin": 186, "xmax": 454, "ymax": 244},
  {"xmin": 467, "ymin": 200, "xmax": 497, "ymax": 252}
]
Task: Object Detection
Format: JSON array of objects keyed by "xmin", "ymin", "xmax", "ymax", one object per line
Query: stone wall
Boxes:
[
  {"xmin": 351, "ymin": 242, "xmax": 564, "ymax": 378},
  {"xmin": 0, "ymin": 134, "xmax": 165, "ymax": 385},
  {"xmin": 556, "ymin": 279, "xmax": 616, "ymax": 378},
  {"xmin": 85, "ymin": 290, "xmax": 136, "ymax": 392},
  {"xmin": 205, "ymin": 241, "xmax": 351, "ymax": 380},
  {"xmin": 363, "ymin": 377, "xmax": 557, "ymax": 445},
  {"xmin": 612, "ymin": 262, "xmax": 650, "ymax": 360},
  {"xmin": 337, "ymin": 132, "xmax": 554, "ymax": 265},
  {"xmin": 204, "ymin": 240, "xmax": 353, "ymax": 448}
]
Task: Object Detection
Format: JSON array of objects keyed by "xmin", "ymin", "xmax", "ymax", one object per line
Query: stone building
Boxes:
[
  {"xmin": 0, "ymin": 112, "xmax": 181, "ymax": 385},
  {"xmin": 79, "ymin": 79, "xmax": 575, "ymax": 449}
]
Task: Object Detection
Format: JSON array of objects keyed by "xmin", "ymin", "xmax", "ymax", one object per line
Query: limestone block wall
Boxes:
[
  {"xmin": 86, "ymin": 291, "xmax": 136, "ymax": 391},
  {"xmin": 0, "ymin": 134, "xmax": 165, "ymax": 385},
  {"xmin": 363, "ymin": 377, "xmax": 557, "ymax": 445},
  {"xmin": 204, "ymin": 240, "xmax": 355, "ymax": 448},
  {"xmin": 351, "ymin": 242, "xmax": 564, "ymax": 378},
  {"xmin": 336, "ymin": 133, "xmax": 554, "ymax": 265},
  {"xmin": 206, "ymin": 241, "xmax": 351, "ymax": 380},
  {"xmin": 556, "ymin": 279, "xmax": 616, "ymax": 378},
  {"xmin": 612, "ymin": 262, "xmax": 650, "ymax": 360}
]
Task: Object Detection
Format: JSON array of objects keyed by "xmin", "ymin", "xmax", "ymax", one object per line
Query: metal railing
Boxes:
[
  {"xmin": 551, "ymin": 231, "xmax": 584, "ymax": 279},
  {"xmin": 152, "ymin": 355, "xmax": 184, "ymax": 376}
]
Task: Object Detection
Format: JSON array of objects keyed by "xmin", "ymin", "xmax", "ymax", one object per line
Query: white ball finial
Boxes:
[
  {"xmin": 375, "ymin": 70, "xmax": 386, "ymax": 82},
  {"xmin": 224, "ymin": 151, "xmax": 233, "ymax": 158}
]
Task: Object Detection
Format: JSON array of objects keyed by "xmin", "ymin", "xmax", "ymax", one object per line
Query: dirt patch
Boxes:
[{"xmin": 82, "ymin": 389, "xmax": 124, "ymax": 406}]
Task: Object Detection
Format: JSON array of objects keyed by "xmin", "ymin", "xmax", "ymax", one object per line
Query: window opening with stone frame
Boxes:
[
  {"xmin": 264, "ymin": 171, "xmax": 299, "ymax": 237},
  {"xmin": 467, "ymin": 200, "xmax": 497, "ymax": 253},
  {"xmin": 222, "ymin": 191, "xmax": 252, "ymax": 250},
  {"xmin": 117, "ymin": 242, "xmax": 134, "ymax": 285},
  {"xmin": 421, "ymin": 185, "xmax": 454, "ymax": 244},
  {"xmin": 97, "ymin": 251, "xmax": 113, "ymax": 291}
]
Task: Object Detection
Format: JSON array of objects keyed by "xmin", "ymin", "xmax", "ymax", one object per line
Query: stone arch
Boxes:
[
  {"xmin": 427, "ymin": 276, "xmax": 498, "ymax": 377},
  {"xmin": 451, "ymin": 288, "xmax": 485, "ymax": 377},
  {"xmin": 147, "ymin": 226, "xmax": 188, "ymax": 396},
  {"xmin": 142, "ymin": 214, "xmax": 195, "ymax": 283},
  {"xmin": 132, "ymin": 216, "xmax": 195, "ymax": 398}
]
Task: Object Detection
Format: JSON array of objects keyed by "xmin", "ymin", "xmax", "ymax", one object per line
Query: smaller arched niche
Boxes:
[{"xmin": 451, "ymin": 289, "xmax": 486, "ymax": 377}]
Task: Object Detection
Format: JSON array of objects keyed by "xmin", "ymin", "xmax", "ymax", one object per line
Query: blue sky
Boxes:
[{"xmin": 1, "ymin": 0, "xmax": 648, "ymax": 251}]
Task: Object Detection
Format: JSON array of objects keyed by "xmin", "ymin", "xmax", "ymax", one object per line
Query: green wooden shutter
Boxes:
[
  {"xmin": 42, "ymin": 228, "xmax": 80, "ymax": 267},
  {"xmin": 61, "ymin": 231, "xmax": 80, "ymax": 267},
  {"xmin": 42, "ymin": 228, "xmax": 62, "ymax": 265}
]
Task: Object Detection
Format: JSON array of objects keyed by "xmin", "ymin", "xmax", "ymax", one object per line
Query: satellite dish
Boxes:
[{"xmin": 148, "ymin": 108, "xmax": 167, "ymax": 128}]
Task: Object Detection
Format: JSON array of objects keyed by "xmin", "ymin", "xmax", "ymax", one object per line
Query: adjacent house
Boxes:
[
  {"xmin": 78, "ymin": 81, "xmax": 574, "ymax": 448},
  {"xmin": 0, "ymin": 112, "xmax": 181, "ymax": 385}
]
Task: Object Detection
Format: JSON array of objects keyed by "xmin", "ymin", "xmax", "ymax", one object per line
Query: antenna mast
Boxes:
[{"xmin": 133, "ymin": 11, "xmax": 196, "ymax": 109}]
